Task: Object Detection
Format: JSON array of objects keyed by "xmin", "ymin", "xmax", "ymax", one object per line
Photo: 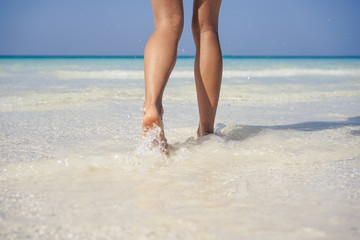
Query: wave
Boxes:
[
  {"xmin": 53, "ymin": 70, "xmax": 144, "ymax": 79},
  {"xmin": 52, "ymin": 68, "xmax": 360, "ymax": 79},
  {"xmin": 223, "ymin": 68, "xmax": 360, "ymax": 78},
  {"xmin": 0, "ymin": 88, "xmax": 143, "ymax": 111}
]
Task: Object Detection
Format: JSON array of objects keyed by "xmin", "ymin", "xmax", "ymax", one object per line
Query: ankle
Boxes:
[
  {"xmin": 197, "ymin": 124, "xmax": 214, "ymax": 137},
  {"xmin": 142, "ymin": 104, "xmax": 163, "ymax": 130},
  {"xmin": 143, "ymin": 101, "xmax": 163, "ymax": 116}
]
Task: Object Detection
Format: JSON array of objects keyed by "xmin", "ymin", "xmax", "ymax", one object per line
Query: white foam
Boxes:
[
  {"xmin": 224, "ymin": 68, "xmax": 360, "ymax": 78},
  {"xmin": 52, "ymin": 68, "xmax": 360, "ymax": 80},
  {"xmin": 0, "ymin": 87, "xmax": 143, "ymax": 111},
  {"xmin": 53, "ymin": 70, "xmax": 144, "ymax": 79}
]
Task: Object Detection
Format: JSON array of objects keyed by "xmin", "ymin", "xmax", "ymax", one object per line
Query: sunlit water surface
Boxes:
[{"xmin": 1, "ymin": 57, "xmax": 360, "ymax": 239}]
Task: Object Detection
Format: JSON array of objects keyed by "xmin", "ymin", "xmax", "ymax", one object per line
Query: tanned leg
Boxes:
[
  {"xmin": 142, "ymin": 0, "xmax": 184, "ymax": 151},
  {"xmin": 192, "ymin": 0, "xmax": 222, "ymax": 137}
]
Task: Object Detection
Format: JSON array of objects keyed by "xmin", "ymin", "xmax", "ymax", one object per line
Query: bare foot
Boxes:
[{"xmin": 142, "ymin": 105, "xmax": 168, "ymax": 153}]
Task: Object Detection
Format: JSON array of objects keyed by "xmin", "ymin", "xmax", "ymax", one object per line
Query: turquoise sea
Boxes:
[{"xmin": 1, "ymin": 56, "xmax": 360, "ymax": 239}]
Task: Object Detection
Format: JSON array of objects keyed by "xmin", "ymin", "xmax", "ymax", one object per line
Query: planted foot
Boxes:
[{"xmin": 197, "ymin": 124, "xmax": 214, "ymax": 137}]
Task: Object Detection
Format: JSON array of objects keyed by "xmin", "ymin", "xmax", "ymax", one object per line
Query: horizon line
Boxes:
[{"xmin": 1, "ymin": 55, "xmax": 360, "ymax": 59}]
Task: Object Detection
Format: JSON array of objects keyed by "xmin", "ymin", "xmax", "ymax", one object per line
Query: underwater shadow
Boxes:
[
  {"xmin": 169, "ymin": 116, "xmax": 360, "ymax": 153},
  {"xmin": 219, "ymin": 116, "xmax": 360, "ymax": 141},
  {"xmin": 266, "ymin": 116, "xmax": 360, "ymax": 132}
]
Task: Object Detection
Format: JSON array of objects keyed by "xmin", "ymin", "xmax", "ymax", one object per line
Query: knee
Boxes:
[
  {"xmin": 192, "ymin": 18, "xmax": 218, "ymax": 37},
  {"xmin": 156, "ymin": 14, "xmax": 184, "ymax": 39}
]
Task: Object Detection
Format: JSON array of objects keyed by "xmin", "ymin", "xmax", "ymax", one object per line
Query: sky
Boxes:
[{"xmin": 0, "ymin": 0, "xmax": 359, "ymax": 56}]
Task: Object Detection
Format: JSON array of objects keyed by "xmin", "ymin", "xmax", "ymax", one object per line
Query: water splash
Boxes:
[{"xmin": 135, "ymin": 125, "xmax": 168, "ymax": 156}]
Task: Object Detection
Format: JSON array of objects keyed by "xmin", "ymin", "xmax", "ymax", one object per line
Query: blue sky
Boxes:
[{"xmin": 0, "ymin": 0, "xmax": 359, "ymax": 56}]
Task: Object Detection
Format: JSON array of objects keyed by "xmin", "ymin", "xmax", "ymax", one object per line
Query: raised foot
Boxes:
[{"xmin": 141, "ymin": 105, "xmax": 168, "ymax": 153}]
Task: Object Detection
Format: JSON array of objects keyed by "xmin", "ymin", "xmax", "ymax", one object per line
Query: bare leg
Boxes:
[
  {"xmin": 192, "ymin": 0, "xmax": 222, "ymax": 137},
  {"xmin": 142, "ymin": 0, "xmax": 184, "ymax": 150}
]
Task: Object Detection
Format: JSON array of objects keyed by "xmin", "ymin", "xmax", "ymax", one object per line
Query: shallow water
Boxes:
[{"xmin": 1, "ymin": 57, "xmax": 360, "ymax": 239}]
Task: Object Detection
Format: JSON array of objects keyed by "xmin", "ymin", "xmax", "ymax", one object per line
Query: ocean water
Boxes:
[{"xmin": 0, "ymin": 56, "xmax": 360, "ymax": 239}]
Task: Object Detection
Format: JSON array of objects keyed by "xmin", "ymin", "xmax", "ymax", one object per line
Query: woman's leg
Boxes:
[
  {"xmin": 142, "ymin": 0, "xmax": 184, "ymax": 147},
  {"xmin": 192, "ymin": 0, "xmax": 222, "ymax": 137}
]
